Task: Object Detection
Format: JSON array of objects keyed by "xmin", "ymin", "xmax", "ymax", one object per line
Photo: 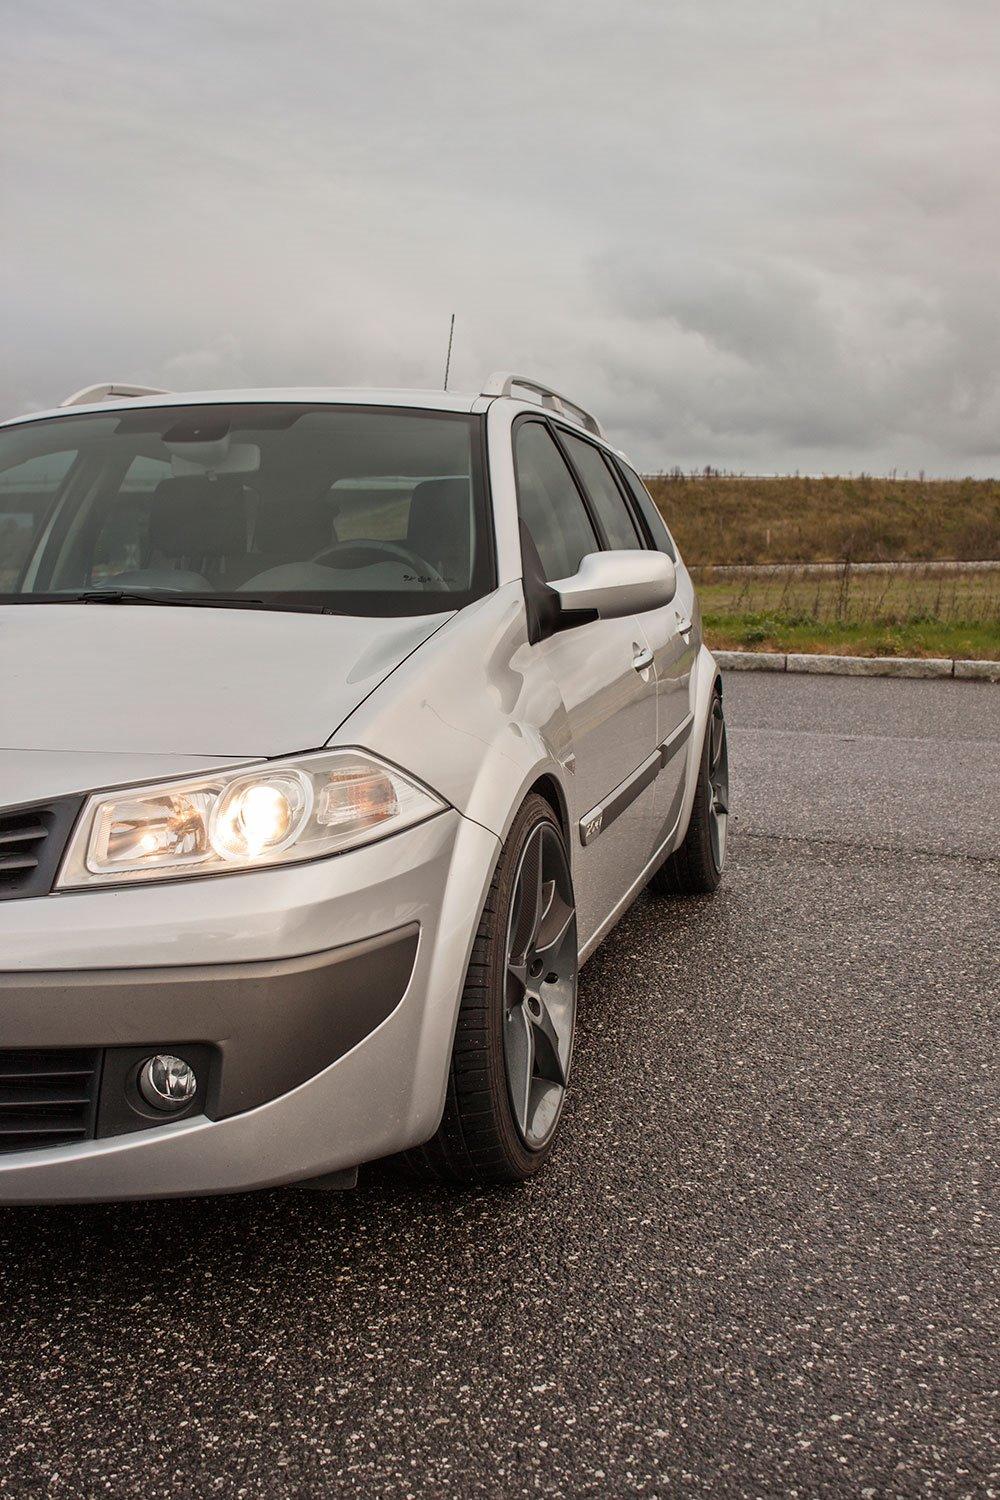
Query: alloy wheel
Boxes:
[
  {"xmin": 708, "ymin": 696, "xmax": 729, "ymax": 871},
  {"xmin": 503, "ymin": 820, "xmax": 577, "ymax": 1150}
]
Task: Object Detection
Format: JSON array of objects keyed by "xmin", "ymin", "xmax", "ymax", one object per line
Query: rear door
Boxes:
[
  {"xmin": 513, "ymin": 419, "xmax": 658, "ymax": 945},
  {"xmin": 615, "ymin": 460, "xmax": 697, "ymax": 844}
]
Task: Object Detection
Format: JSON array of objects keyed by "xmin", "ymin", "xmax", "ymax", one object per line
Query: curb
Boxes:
[{"xmin": 713, "ymin": 651, "xmax": 1000, "ymax": 682}]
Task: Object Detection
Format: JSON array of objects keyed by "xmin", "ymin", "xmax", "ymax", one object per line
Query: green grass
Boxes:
[
  {"xmin": 645, "ymin": 474, "xmax": 1000, "ymax": 565},
  {"xmin": 695, "ymin": 564, "xmax": 1000, "ymax": 659},
  {"xmin": 703, "ymin": 615, "xmax": 1000, "ymax": 659}
]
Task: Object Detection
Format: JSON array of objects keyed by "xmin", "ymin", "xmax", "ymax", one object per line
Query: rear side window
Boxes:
[
  {"xmin": 559, "ymin": 431, "xmax": 642, "ymax": 551},
  {"xmin": 616, "ymin": 463, "xmax": 677, "ymax": 561},
  {"xmin": 514, "ymin": 422, "xmax": 598, "ymax": 581}
]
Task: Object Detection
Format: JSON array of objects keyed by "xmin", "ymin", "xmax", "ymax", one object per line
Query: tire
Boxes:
[
  {"xmin": 411, "ymin": 793, "xmax": 578, "ymax": 1185},
  {"xmin": 649, "ymin": 687, "xmax": 729, "ymax": 897}
]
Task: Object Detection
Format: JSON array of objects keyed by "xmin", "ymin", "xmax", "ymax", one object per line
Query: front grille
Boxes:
[
  {"xmin": 0, "ymin": 1048, "xmax": 102, "ymax": 1154},
  {"xmin": 0, "ymin": 796, "xmax": 84, "ymax": 901}
]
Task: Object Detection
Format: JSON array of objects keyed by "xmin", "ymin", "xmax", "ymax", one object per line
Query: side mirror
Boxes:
[{"xmin": 552, "ymin": 550, "xmax": 677, "ymax": 621}]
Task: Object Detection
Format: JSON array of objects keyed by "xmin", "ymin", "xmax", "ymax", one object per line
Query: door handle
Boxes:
[
  {"xmin": 632, "ymin": 645, "xmax": 654, "ymax": 674},
  {"xmin": 675, "ymin": 612, "xmax": 693, "ymax": 637}
]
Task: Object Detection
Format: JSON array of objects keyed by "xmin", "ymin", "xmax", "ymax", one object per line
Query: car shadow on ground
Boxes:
[{"xmin": 0, "ymin": 874, "xmax": 721, "ymax": 1296}]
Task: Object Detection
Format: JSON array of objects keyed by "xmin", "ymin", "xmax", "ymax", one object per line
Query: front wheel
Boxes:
[
  {"xmin": 413, "ymin": 794, "xmax": 578, "ymax": 1185},
  {"xmin": 649, "ymin": 687, "xmax": 729, "ymax": 896}
]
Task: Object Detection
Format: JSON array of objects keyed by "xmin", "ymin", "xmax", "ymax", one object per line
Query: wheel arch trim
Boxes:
[{"xmin": 669, "ymin": 645, "xmax": 722, "ymax": 855}]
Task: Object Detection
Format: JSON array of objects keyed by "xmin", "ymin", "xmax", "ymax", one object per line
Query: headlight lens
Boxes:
[{"xmin": 57, "ymin": 750, "xmax": 446, "ymax": 888}]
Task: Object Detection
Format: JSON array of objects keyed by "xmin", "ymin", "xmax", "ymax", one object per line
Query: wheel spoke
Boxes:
[
  {"xmin": 706, "ymin": 701, "xmax": 729, "ymax": 871},
  {"xmin": 502, "ymin": 818, "xmax": 578, "ymax": 1151},
  {"xmin": 710, "ymin": 792, "xmax": 727, "ymax": 865},
  {"xmin": 503, "ymin": 1004, "xmax": 535, "ymax": 1137},
  {"xmin": 506, "ymin": 957, "xmax": 527, "ymax": 1009},
  {"xmin": 509, "ymin": 828, "xmax": 544, "ymax": 965},
  {"xmin": 711, "ymin": 705, "xmax": 724, "ymax": 768},
  {"xmin": 534, "ymin": 890, "xmax": 575, "ymax": 963},
  {"xmin": 530, "ymin": 995, "xmax": 568, "ymax": 1087},
  {"xmin": 711, "ymin": 810, "xmax": 726, "ymax": 866}
]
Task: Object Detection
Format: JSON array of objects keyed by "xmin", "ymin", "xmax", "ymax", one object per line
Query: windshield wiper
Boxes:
[
  {"xmin": 73, "ymin": 590, "xmax": 268, "ymax": 609},
  {"xmin": 2, "ymin": 592, "xmax": 407, "ymax": 616},
  {"xmin": 10, "ymin": 591, "xmax": 327, "ymax": 613}
]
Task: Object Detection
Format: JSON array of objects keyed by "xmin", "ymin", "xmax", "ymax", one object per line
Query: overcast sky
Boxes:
[{"xmin": 3, "ymin": 0, "xmax": 999, "ymax": 474}]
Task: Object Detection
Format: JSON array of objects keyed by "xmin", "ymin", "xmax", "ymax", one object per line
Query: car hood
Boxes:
[{"xmin": 0, "ymin": 604, "xmax": 449, "ymax": 759}]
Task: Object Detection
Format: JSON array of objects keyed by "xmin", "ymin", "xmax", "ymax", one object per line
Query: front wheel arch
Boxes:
[
  {"xmin": 408, "ymin": 792, "xmax": 578, "ymax": 1184},
  {"xmin": 526, "ymin": 771, "xmax": 571, "ymax": 846}
]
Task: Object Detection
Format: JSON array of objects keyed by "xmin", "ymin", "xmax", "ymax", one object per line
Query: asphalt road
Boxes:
[{"xmin": 1, "ymin": 674, "xmax": 997, "ymax": 1497}]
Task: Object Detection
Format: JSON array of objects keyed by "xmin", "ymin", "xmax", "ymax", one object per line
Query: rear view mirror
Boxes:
[
  {"xmin": 552, "ymin": 550, "xmax": 677, "ymax": 620},
  {"xmin": 168, "ymin": 439, "xmax": 261, "ymax": 476}
]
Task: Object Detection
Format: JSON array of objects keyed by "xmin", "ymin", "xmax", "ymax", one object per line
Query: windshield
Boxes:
[{"xmin": 0, "ymin": 403, "xmax": 492, "ymax": 615}]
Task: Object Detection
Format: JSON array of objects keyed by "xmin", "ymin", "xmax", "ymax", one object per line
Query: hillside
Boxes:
[{"xmin": 643, "ymin": 475, "xmax": 1000, "ymax": 565}]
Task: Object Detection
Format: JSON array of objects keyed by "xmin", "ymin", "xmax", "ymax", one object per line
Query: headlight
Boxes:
[{"xmin": 57, "ymin": 750, "xmax": 447, "ymax": 888}]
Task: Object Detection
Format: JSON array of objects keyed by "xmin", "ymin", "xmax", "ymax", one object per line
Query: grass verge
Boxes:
[
  {"xmin": 695, "ymin": 564, "xmax": 1000, "ymax": 659},
  {"xmin": 703, "ymin": 616, "xmax": 999, "ymax": 659}
]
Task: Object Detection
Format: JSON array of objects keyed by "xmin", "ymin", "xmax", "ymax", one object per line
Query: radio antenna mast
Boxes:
[{"xmin": 443, "ymin": 313, "xmax": 455, "ymax": 390}]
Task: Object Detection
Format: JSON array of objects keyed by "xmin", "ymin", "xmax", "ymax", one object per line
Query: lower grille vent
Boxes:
[
  {"xmin": 0, "ymin": 809, "xmax": 50, "ymax": 892},
  {"xmin": 0, "ymin": 796, "xmax": 84, "ymax": 901},
  {"xmin": 0, "ymin": 1049, "xmax": 102, "ymax": 1154}
]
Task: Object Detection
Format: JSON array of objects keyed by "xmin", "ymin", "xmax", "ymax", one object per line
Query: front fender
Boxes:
[{"xmin": 332, "ymin": 583, "xmax": 574, "ymax": 848}]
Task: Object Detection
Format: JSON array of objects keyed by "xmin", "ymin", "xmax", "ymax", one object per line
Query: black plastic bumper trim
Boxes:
[{"xmin": 0, "ymin": 924, "xmax": 419, "ymax": 1120}]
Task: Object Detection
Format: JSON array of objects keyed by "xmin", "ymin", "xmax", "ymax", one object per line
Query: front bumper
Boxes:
[{"xmin": 0, "ymin": 808, "xmax": 500, "ymax": 1203}]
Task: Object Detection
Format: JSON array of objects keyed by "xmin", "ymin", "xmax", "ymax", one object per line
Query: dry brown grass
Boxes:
[{"xmin": 643, "ymin": 475, "xmax": 1000, "ymax": 566}]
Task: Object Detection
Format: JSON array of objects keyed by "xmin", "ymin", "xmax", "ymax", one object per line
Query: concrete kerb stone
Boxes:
[{"xmin": 712, "ymin": 650, "xmax": 999, "ymax": 681}]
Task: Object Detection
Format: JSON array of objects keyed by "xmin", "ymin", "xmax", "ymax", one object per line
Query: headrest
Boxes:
[
  {"xmin": 149, "ymin": 476, "xmax": 251, "ymax": 558},
  {"xmin": 406, "ymin": 478, "xmax": 473, "ymax": 584},
  {"xmin": 251, "ymin": 494, "xmax": 333, "ymax": 559},
  {"xmin": 407, "ymin": 477, "xmax": 471, "ymax": 527}
]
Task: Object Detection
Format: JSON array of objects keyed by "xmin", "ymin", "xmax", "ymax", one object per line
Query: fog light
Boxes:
[{"xmin": 138, "ymin": 1054, "xmax": 198, "ymax": 1111}]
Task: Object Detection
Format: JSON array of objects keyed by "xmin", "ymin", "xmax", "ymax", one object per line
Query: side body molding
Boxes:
[{"xmin": 578, "ymin": 713, "xmax": 694, "ymax": 846}]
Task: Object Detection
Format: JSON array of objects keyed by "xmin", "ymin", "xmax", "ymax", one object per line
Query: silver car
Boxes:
[{"xmin": 0, "ymin": 374, "xmax": 728, "ymax": 1202}]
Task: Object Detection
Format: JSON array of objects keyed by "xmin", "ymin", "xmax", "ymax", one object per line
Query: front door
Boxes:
[{"xmin": 513, "ymin": 420, "xmax": 659, "ymax": 947}]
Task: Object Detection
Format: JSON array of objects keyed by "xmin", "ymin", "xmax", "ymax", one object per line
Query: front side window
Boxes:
[
  {"xmin": 559, "ymin": 431, "xmax": 642, "ymax": 551},
  {"xmin": 514, "ymin": 422, "xmax": 598, "ymax": 581},
  {"xmin": 0, "ymin": 405, "xmax": 491, "ymax": 616}
]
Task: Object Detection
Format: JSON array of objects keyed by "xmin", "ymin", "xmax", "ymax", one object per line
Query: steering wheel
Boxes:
[{"xmin": 310, "ymin": 539, "xmax": 449, "ymax": 588}]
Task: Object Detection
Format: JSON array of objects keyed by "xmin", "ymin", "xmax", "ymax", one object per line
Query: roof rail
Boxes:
[
  {"xmin": 60, "ymin": 383, "xmax": 170, "ymax": 408},
  {"xmin": 480, "ymin": 372, "xmax": 604, "ymax": 438}
]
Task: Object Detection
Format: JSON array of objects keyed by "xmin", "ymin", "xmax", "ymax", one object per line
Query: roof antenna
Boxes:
[{"xmin": 443, "ymin": 313, "xmax": 455, "ymax": 390}]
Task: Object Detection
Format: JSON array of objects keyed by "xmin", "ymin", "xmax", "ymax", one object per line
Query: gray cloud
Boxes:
[{"xmin": 2, "ymin": 0, "xmax": 998, "ymax": 474}]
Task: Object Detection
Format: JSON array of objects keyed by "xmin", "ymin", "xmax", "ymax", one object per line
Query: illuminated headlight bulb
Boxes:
[
  {"xmin": 237, "ymin": 783, "xmax": 292, "ymax": 853},
  {"xmin": 209, "ymin": 770, "xmax": 311, "ymax": 861}
]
